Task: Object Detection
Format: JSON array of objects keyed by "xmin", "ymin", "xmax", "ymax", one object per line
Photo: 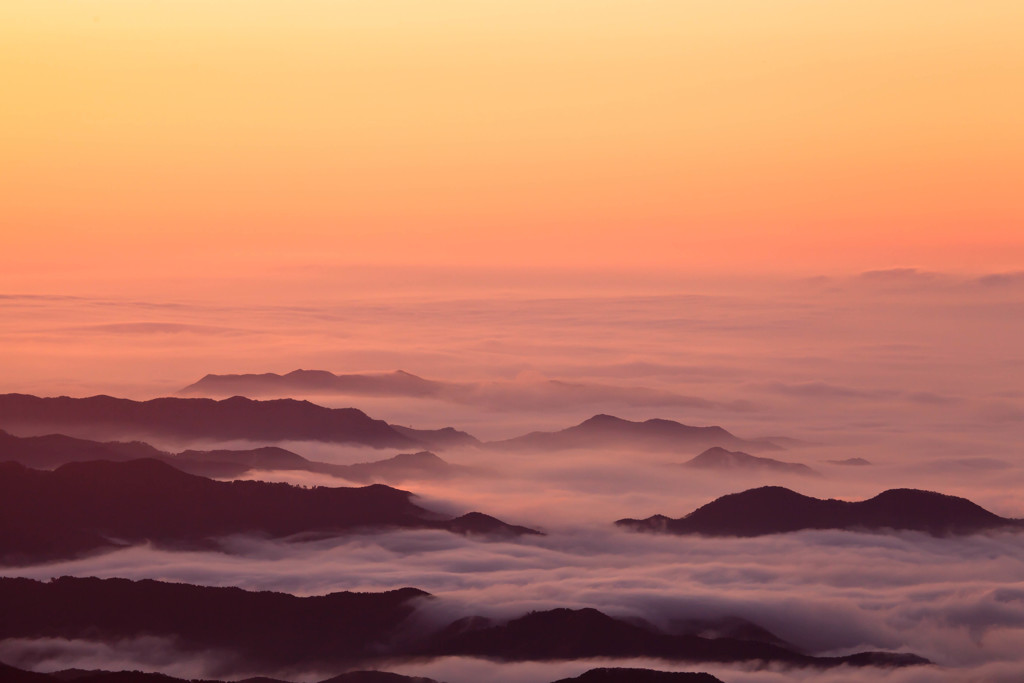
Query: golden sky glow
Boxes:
[{"xmin": 3, "ymin": 1, "xmax": 1023, "ymax": 281}]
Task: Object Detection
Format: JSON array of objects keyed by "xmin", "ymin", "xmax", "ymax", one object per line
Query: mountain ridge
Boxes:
[
  {"xmin": 0, "ymin": 459, "xmax": 540, "ymax": 565},
  {"xmin": 0, "ymin": 429, "xmax": 470, "ymax": 483},
  {"xmin": 617, "ymin": 485, "xmax": 1024, "ymax": 537},
  {"xmin": 0, "ymin": 577, "xmax": 928, "ymax": 671},
  {"xmin": 682, "ymin": 446, "xmax": 817, "ymax": 475},
  {"xmin": 488, "ymin": 414, "xmax": 781, "ymax": 452},
  {"xmin": 0, "ymin": 393, "xmax": 476, "ymax": 451}
]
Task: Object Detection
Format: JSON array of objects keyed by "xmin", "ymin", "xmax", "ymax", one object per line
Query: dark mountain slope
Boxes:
[
  {"xmin": 390, "ymin": 425, "xmax": 480, "ymax": 449},
  {"xmin": 0, "ymin": 429, "xmax": 164, "ymax": 467},
  {"xmin": 318, "ymin": 674, "xmax": 439, "ymax": 683},
  {"xmin": 490, "ymin": 414, "xmax": 779, "ymax": 452},
  {"xmin": 0, "ymin": 459, "xmax": 539, "ymax": 564},
  {"xmin": 0, "ymin": 577, "xmax": 427, "ymax": 668},
  {"xmin": 424, "ymin": 607, "xmax": 925, "ymax": 667},
  {"xmin": 617, "ymin": 486, "xmax": 1023, "ymax": 537},
  {"xmin": 0, "ymin": 661, "xmax": 438, "ymax": 683},
  {"xmin": 1, "ymin": 579, "xmax": 927, "ymax": 671},
  {"xmin": 0, "ymin": 429, "xmax": 469, "ymax": 482},
  {"xmin": 326, "ymin": 451, "xmax": 468, "ymax": 483},
  {"xmin": 550, "ymin": 670, "xmax": 723, "ymax": 683},
  {"xmin": 0, "ymin": 661, "xmax": 56, "ymax": 683}
]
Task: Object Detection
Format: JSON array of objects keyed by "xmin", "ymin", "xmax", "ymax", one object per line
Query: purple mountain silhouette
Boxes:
[
  {"xmin": 617, "ymin": 486, "xmax": 1023, "ymax": 537},
  {"xmin": 0, "ymin": 578, "xmax": 926, "ymax": 671},
  {"xmin": 683, "ymin": 447, "xmax": 817, "ymax": 475},
  {"xmin": 0, "ymin": 429, "xmax": 470, "ymax": 482},
  {"xmin": 0, "ymin": 393, "xmax": 477, "ymax": 450},
  {"xmin": 0, "ymin": 459, "xmax": 539, "ymax": 564},
  {"xmin": 490, "ymin": 414, "xmax": 780, "ymax": 452},
  {"xmin": 180, "ymin": 369, "xmax": 444, "ymax": 398}
]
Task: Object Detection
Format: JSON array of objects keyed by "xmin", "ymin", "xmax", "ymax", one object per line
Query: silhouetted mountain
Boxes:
[
  {"xmin": 0, "ymin": 428, "xmax": 477, "ymax": 485},
  {"xmin": 177, "ymin": 445, "xmax": 313, "ymax": 469},
  {"xmin": 683, "ymin": 447, "xmax": 817, "ymax": 475},
  {"xmin": 425, "ymin": 607, "xmax": 926, "ymax": 667},
  {"xmin": 325, "ymin": 451, "xmax": 467, "ymax": 483},
  {"xmin": 44, "ymin": 670, "xmax": 191, "ymax": 683},
  {"xmin": 0, "ymin": 577, "xmax": 428, "ymax": 669},
  {"xmin": 445, "ymin": 511, "xmax": 542, "ymax": 537},
  {"xmin": 0, "ymin": 429, "xmax": 165, "ymax": 468},
  {"xmin": 0, "ymin": 459, "xmax": 540, "ymax": 564},
  {"xmin": 0, "ymin": 662, "xmax": 440, "ymax": 683},
  {"xmin": 0, "ymin": 429, "xmax": 471, "ymax": 482},
  {"xmin": 0, "ymin": 429, "xmax": 291, "ymax": 479},
  {"xmin": 318, "ymin": 674, "xmax": 439, "ymax": 683},
  {"xmin": 390, "ymin": 425, "xmax": 481, "ymax": 449},
  {"xmin": 1, "ymin": 579, "xmax": 927, "ymax": 671},
  {"xmin": 180, "ymin": 369, "xmax": 444, "ymax": 398},
  {"xmin": 550, "ymin": 670, "xmax": 723, "ymax": 683},
  {"xmin": 828, "ymin": 457, "xmax": 872, "ymax": 466},
  {"xmin": 668, "ymin": 615, "xmax": 796, "ymax": 650},
  {"xmin": 617, "ymin": 486, "xmax": 1024, "ymax": 537},
  {"xmin": 45, "ymin": 671, "xmax": 207, "ymax": 683},
  {"xmin": 173, "ymin": 447, "xmax": 472, "ymax": 483},
  {"xmin": 0, "ymin": 660, "xmax": 56, "ymax": 682},
  {"xmin": 0, "ymin": 394, "xmax": 477, "ymax": 450},
  {"xmin": 169, "ymin": 448, "xmax": 472, "ymax": 484},
  {"xmin": 489, "ymin": 414, "xmax": 780, "ymax": 452},
  {"xmin": 178, "ymin": 369, "xmax": 749, "ymax": 415}
]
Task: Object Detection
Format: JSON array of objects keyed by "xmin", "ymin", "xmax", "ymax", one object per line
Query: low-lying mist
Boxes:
[{"xmin": 9, "ymin": 516, "xmax": 1024, "ymax": 671}]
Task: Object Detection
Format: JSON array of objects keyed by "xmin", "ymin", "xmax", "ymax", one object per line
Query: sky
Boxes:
[{"xmin": 3, "ymin": 0, "xmax": 1023, "ymax": 291}]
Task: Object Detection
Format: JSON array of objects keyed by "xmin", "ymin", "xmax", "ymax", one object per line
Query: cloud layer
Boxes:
[{"xmin": 2, "ymin": 272, "xmax": 1023, "ymax": 682}]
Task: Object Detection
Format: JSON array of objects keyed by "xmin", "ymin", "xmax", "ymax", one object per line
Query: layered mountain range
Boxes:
[
  {"xmin": 0, "ymin": 660, "xmax": 725, "ymax": 683},
  {"xmin": 0, "ymin": 394, "xmax": 777, "ymax": 455},
  {"xmin": 0, "ymin": 459, "xmax": 539, "ymax": 565},
  {"xmin": 0, "ymin": 394, "xmax": 477, "ymax": 450},
  {"xmin": 0, "ymin": 429, "xmax": 467, "ymax": 482},
  {"xmin": 0, "ymin": 577, "xmax": 928, "ymax": 670},
  {"xmin": 0, "ymin": 389, "xmax": 959, "ymax": 680},
  {"xmin": 178, "ymin": 369, "xmax": 743, "ymax": 413}
]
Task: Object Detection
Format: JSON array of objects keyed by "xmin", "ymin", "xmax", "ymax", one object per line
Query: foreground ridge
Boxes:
[{"xmin": 0, "ymin": 577, "xmax": 929, "ymax": 671}]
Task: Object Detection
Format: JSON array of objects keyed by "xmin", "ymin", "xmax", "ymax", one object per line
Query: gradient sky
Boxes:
[{"xmin": 3, "ymin": 1, "xmax": 1023, "ymax": 286}]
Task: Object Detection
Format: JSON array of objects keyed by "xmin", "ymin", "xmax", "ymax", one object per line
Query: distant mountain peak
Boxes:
[
  {"xmin": 489, "ymin": 414, "xmax": 780, "ymax": 452},
  {"xmin": 447, "ymin": 511, "xmax": 544, "ymax": 536},
  {"xmin": 387, "ymin": 451, "xmax": 446, "ymax": 465},
  {"xmin": 683, "ymin": 447, "xmax": 817, "ymax": 475},
  {"xmin": 828, "ymin": 457, "xmax": 872, "ymax": 466},
  {"xmin": 582, "ymin": 413, "xmax": 624, "ymax": 424}
]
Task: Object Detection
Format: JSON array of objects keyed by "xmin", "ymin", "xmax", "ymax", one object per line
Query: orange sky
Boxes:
[{"xmin": 3, "ymin": 1, "xmax": 1023, "ymax": 286}]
